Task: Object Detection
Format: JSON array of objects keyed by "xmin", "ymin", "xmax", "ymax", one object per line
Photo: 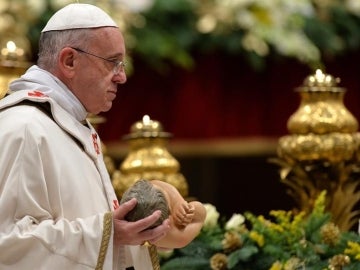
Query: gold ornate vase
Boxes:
[
  {"xmin": 0, "ymin": 36, "xmax": 32, "ymax": 97},
  {"xmin": 112, "ymin": 115, "xmax": 189, "ymax": 198},
  {"xmin": 273, "ymin": 69, "xmax": 360, "ymax": 231}
]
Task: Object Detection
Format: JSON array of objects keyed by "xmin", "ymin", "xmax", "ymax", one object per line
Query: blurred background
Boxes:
[{"xmin": 1, "ymin": 0, "xmax": 360, "ymax": 219}]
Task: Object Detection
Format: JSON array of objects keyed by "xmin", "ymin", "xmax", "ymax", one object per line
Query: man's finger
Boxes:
[
  {"xmin": 144, "ymin": 219, "xmax": 171, "ymax": 243},
  {"xmin": 131, "ymin": 210, "xmax": 162, "ymax": 232},
  {"xmin": 113, "ymin": 198, "xmax": 137, "ymax": 220}
]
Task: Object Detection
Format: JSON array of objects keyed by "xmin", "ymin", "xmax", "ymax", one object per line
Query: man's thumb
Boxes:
[{"xmin": 113, "ymin": 197, "xmax": 137, "ymax": 219}]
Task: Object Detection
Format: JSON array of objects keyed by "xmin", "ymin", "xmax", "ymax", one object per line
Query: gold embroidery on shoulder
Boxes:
[{"xmin": 95, "ymin": 212, "xmax": 112, "ymax": 270}]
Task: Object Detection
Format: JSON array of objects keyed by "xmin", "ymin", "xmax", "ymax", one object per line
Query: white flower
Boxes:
[
  {"xmin": 26, "ymin": 0, "xmax": 47, "ymax": 17},
  {"xmin": 203, "ymin": 203, "xmax": 220, "ymax": 229},
  {"xmin": 0, "ymin": 1, "xmax": 8, "ymax": 13},
  {"xmin": 197, "ymin": 14, "xmax": 217, "ymax": 33},
  {"xmin": 113, "ymin": 0, "xmax": 154, "ymax": 12},
  {"xmin": 345, "ymin": 0, "xmax": 360, "ymax": 16},
  {"xmin": 225, "ymin": 213, "xmax": 245, "ymax": 231},
  {"xmin": 242, "ymin": 32, "xmax": 269, "ymax": 56}
]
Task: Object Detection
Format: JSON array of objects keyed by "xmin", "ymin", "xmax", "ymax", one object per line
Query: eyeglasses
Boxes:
[{"xmin": 71, "ymin": 47, "xmax": 126, "ymax": 75}]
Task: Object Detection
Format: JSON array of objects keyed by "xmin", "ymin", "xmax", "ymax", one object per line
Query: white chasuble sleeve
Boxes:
[
  {"xmin": 0, "ymin": 213, "xmax": 113, "ymax": 270},
  {"xmin": 125, "ymin": 245, "xmax": 154, "ymax": 270},
  {"xmin": 0, "ymin": 106, "xmax": 115, "ymax": 269}
]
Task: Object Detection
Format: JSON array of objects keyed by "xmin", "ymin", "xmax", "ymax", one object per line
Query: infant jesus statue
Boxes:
[{"xmin": 120, "ymin": 179, "xmax": 207, "ymax": 249}]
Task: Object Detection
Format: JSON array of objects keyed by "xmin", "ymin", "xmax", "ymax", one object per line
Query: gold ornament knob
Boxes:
[
  {"xmin": 303, "ymin": 69, "xmax": 340, "ymax": 88},
  {"xmin": 123, "ymin": 115, "xmax": 172, "ymax": 140}
]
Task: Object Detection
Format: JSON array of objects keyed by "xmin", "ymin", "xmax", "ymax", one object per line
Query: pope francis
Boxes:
[{"xmin": 0, "ymin": 3, "xmax": 170, "ymax": 270}]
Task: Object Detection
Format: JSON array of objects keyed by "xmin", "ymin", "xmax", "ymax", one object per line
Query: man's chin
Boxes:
[{"xmin": 101, "ymin": 103, "xmax": 113, "ymax": 113}]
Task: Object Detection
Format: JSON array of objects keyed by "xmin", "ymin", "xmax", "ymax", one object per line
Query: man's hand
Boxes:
[{"xmin": 113, "ymin": 198, "xmax": 171, "ymax": 246}]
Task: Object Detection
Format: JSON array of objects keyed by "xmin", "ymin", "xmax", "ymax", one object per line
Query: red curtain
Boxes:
[{"xmin": 99, "ymin": 52, "xmax": 360, "ymax": 143}]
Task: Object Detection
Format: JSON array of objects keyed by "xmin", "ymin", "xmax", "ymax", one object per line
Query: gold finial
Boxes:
[
  {"xmin": 303, "ymin": 69, "xmax": 340, "ymax": 88},
  {"xmin": 123, "ymin": 115, "xmax": 171, "ymax": 140}
]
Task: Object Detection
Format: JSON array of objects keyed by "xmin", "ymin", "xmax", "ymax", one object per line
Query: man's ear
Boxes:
[{"xmin": 58, "ymin": 47, "xmax": 77, "ymax": 78}]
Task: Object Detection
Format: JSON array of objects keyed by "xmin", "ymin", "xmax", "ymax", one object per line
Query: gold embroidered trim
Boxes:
[{"xmin": 95, "ymin": 212, "xmax": 112, "ymax": 270}]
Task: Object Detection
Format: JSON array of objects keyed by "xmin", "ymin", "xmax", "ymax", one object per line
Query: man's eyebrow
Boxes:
[{"xmin": 108, "ymin": 53, "xmax": 124, "ymax": 59}]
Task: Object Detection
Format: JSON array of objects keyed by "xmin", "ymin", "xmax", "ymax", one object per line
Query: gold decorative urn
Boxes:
[
  {"xmin": 0, "ymin": 36, "xmax": 32, "ymax": 98},
  {"xmin": 273, "ymin": 69, "xmax": 360, "ymax": 231},
  {"xmin": 112, "ymin": 115, "xmax": 189, "ymax": 198}
]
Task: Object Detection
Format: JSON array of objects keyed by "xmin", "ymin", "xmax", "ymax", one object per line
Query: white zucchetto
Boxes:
[{"xmin": 41, "ymin": 3, "xmax": 118, "ymax": 32}]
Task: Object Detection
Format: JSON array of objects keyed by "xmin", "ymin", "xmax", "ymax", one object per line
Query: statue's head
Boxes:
[{"xmin": 120, "ymin": 179, "xmax": 170, "ymax": 229}]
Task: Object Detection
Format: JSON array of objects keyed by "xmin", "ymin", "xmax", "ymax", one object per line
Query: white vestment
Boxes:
[{"xmin": 0, "ymin": 66, "xmax": 152, "ymax": 270}]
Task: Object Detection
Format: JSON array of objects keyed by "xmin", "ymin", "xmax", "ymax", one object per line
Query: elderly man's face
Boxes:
[{"xmin": 71, "ymin": 27, "xmax": 127, "ymax": 114}]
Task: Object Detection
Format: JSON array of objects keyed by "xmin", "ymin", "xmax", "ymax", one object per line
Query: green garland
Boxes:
[
  {"xmin": 2, "ymin": 0, "xmax": 360, "ymax": 73},
  {"xmin": 160, "ymin": 191, "xmax": 360, "ymax": 270},
  {"xmin": 118, "ymin": 0, "xmax": 360, "ymax": 72}
]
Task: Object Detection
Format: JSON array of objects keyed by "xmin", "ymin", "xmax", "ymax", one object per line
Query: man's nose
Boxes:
[{"xmin": 113, "ymin": 72, "xmax": 127, "ymax": 84}]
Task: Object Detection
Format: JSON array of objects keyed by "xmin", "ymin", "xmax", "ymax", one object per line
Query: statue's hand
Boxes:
[{"xmin": 173, "ymin": 202, "xmax": 195, "ymax": 227}]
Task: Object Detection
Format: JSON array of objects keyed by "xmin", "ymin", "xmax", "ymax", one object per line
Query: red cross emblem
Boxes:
[
  {"xmin": 92, "ymin": 133, "xmax": 100, "ymax": 155},
  {"xmin": 28, "ymin": 90, "xmax": 48, "ymax": 97}
]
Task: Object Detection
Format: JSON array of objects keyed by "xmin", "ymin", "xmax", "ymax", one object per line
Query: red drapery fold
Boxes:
[{"xmin": 99, "ymin": 52, "xmax": 360, "ymax": 142}]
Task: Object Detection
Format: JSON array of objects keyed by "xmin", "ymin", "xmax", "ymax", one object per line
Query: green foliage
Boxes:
[
  {"xmin": 125, "ymin": 0, "xmax": 360, "ymax": 72},
  {"xmin": 227, "ymin": 245, "xmax": 258, "ymax": 267},
  {"xmin": 161, "ymin": 256, "xmax": 210, "ymax": 270},
  {"xmin": 3, "ymin": 0, "xmax": 360, "ymax": 73},
  {"xmin": 130, "ymin": 0, "xmax": 197, "ymax": 71},
  {"xmin": 160, "ymin": 191, "xmax": 360, "ymax": 270}
]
